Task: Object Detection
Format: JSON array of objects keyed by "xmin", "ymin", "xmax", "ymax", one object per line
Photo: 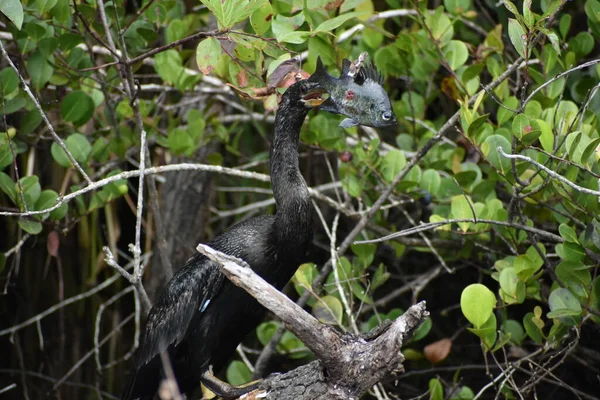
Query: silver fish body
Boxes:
[{"xmin": 308, "ymin": 57, "xmax": 397, "ymax": 128}]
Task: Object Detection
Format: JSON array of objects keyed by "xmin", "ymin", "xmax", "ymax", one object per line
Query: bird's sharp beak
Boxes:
[{"xmin": 302, "ymin": 88, "xmax": 329, "ymax": 107}]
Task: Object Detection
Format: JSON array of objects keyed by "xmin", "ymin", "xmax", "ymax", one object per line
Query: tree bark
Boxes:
[{"xmin": 146, "ymin": 143, "xmax": 217, "ymax": 301}]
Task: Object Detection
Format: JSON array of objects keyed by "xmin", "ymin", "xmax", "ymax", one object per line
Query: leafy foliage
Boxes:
[{"xmin": 1, "ymin": 0, "xmax": 600, "ymax": 399}]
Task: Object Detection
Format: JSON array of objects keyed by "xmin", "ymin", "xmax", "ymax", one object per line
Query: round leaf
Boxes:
[
  {"xmin": 196, "ymin": 37, "xmax": 222, "ymax": 75},
  {"xmin": 444, "ymin": 40, "xmax": 469, "ymax": 70},
  {"xmin": 312, "ymin": 295, "xmax": 343, "ymax": 325},
  {"xmin": 60, "ymin": 91, "xmax": 94, "ymax": 126},
  {"xmin": 460, "ymin": 283, "xmax": 496, "ymax": 328}
]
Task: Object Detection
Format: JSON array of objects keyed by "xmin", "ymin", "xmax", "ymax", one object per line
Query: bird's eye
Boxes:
[
  {"xmin": 299, "ymin": 84, "xmax": 308, "ymax": 95},
  {"xmin": 382, "ymin": 111, "xmax": 392, "ymax": 121}
]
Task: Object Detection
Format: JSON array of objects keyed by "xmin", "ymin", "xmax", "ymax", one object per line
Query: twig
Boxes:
[
  {"xmin": 94, "ymin": 286, "xmax": 136, "ymax": 371},
  {"xmin": 498, "ymin": 148, "xmax": 600, "ymax": 198},
  {"xmin": 52, "ymin": 313, "xmax": 134, "ymax": 391},
  {"xmin": 0, "ymin": 273, "xmax": 120, "ymax": 336},
  {"xmin": 0, "ymin": 40, "xmax": 93, "ymax": 185},
  {"xmin": 103, "ymin": 246, "xmax": 152, "ymax": 310},
  {"xmin": 0, "ymin": 384, "xmax": 16, "ymax": 395},
  {"xmin": 0, "ymin": 163, "xmax": 271, "ymax": 217},
  {"xmin": 132, "ymin": 129, "xmax": 147, "ymax": 281},
  {"xmin": 330, "ymin": 212, "xmax": 359, "ymax": 333},
  {"xmin": 0, "ymin": 369, "xmax": 118, "ymax": 399},
  {"xmin": 4, "ymin": 234, "xmax": 31, "ymax": 257},
  {"xmin": 354, "ymin": 218, "xmax": 563, "ymax": 244},
  {"xmin": 127, "ymin": 29, "xmax": 224, "ymax": 65},
  {"xmin": 519, "ymin": 58, "xmax": 600, "ymax": 111}
]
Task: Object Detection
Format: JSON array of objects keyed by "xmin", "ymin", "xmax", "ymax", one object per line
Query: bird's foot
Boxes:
[{"xmin": 200, "ymin": 369, "xmax": 260, "ymax": 399}]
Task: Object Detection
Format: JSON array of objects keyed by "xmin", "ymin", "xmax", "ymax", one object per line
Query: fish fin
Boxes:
[
  {"xmin": 355, "ymin": 61, "xmax": 383, "ymax": 85},
  {"xmin": 308, "ymin": 56, "xmax": 331, "ymax": 85},
  {"xmin": 339, "ymin": 118, "xmax": 358, "ymax": 128},
  {"xmin": 340, "ymin": 59, "xmax": 352, "ymax": 78}
]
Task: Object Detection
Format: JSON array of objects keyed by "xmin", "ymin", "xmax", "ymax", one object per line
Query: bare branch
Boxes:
[{"xmin": 0, "ymin": 40, "xmax": 93, "ymax": 185}]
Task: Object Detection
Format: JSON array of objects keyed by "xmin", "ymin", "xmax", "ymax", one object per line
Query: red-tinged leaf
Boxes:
[
  {"xmin": 47, "ymin": 231, "xmax": 60, "ymax": 257},
  {"xmin": 424, "ymin": 338, "xmax": 452, "ymax": 364},
  {"xmin": 268, "ymin": 58, "xmax": 300, "ymax": 89},
  {"xmin": 237, "ymin": 69, "xmax": 248, "ymax": 88},
  {"xmin": 196, "ymin": 37, "xmax": 222, "ymax": 75}
]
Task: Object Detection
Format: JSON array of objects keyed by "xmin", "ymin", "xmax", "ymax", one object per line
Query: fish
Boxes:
[{"xmin": 307, "ymin": 56, "xmax": 397, "ymax": 128}]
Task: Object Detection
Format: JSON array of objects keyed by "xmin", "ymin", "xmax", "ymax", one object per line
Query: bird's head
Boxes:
[{"xmin": 298, "ymin": 79, "xmax": 329, "ymax": 109}]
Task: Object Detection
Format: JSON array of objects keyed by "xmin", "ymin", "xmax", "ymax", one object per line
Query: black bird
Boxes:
[{"xmin": 122, "ymin": 79, "xmax": 328, "ymax": 400}]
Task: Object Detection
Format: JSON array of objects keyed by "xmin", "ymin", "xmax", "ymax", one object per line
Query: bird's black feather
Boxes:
[{"xmin": 122, "ymin": 81, "xmax": 318, "ymax": 400}]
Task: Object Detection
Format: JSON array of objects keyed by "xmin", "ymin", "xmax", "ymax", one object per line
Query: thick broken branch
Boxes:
[{"xmin": 196, "ymin": 244, "xmax": 429, "ymax": 400}]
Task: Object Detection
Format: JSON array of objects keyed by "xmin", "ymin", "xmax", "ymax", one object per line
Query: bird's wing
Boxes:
[{"xmin": 135, "ymin": 254, "xmax": 224, "ymax": 367}]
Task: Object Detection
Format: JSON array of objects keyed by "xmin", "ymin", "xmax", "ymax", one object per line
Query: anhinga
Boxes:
[{"xmin": 122, "ymin": 79, "xmax": 330, "ymax": 400}]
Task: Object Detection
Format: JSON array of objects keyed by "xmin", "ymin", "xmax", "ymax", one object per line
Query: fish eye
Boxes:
[{"xmin": 382, "ymin": 111, "xmax": 393, "ymax": 121}]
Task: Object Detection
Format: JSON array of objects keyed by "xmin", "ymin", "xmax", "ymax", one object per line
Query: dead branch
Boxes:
[{"xmin": 197, "ymin": 244, "xmax": 429, "ymax": 400}]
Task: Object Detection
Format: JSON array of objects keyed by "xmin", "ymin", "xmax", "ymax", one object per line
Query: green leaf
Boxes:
[
  {"xmin": 380, "ymin": 149, "xmax": 406, "ymax": 183},
  {"xmin": 499, "ymin": 267, "xmax": 525, "ymax": 304},
  {"xmin": 481, "ymin": 135, "xmax": 511, "ymax": 175},
  {"xmin": 412, "ymin": 317, "xmax": 432, "ymax": 342},
  {"xmin": 451, "ymin": 195, "xmax": 473, "ymax": 232},
  {"xmin": 313, "ymin": 295, "xmax": 343, "ymax": 325},
  {"xmin": 585, "ymin": 0, "xmax": 600, "ymax": 23},
  {"xmin": 425, "ymin": 7, "xmax": 454, "ymax": 46},
  {"xmin": 196, "ymin": 37, "xmax": 222, "ymax": 75},
  {"xmin": 277, "ymin": 31, "xmax": 311, "ymax": 44},
  {"xmin": 559, "ymin": 224, "xmax": 578, "ymax": 243},
  {"xmin": 420, "ymin": 169, "xmax": 441, "ymax": 196},
  {"xmin": 511, "ymin": 113, "xmax": 529, "ymax": 140},
  {"xmin": 532, "ymin": 119, "xmax": 554, "ymax": 152},
  {"xmin": 36, "ymin": 189, "xmax": 58, "ymax": 211},
  {"xmin": 18, "ymin": 219, "xmax": 43, "ymax": 234},
  {"xmin": 18, "ymin": 175, "xmax": 41, "ymax": 210},
  {"xmin": 351, "ymin": 281, "xmax": 373, "ymax": 304},
  {"xmin": 523, "ymin": 0, "xmax": 534, "ymax": 27},
  {"xmin": 27, "ymin": 51, "xmax": 53, "ymax": 90},
  {"xmin": 502, "ymin": 0, "xmax": 520, "ymax": 15},
  {"xmin": 444, "ymin": 40, "xmax": 469, "ymax": 70},
  {"xmin": 513, "ymin": 254, "xmax": 538, "ymax": 281},
  {"xmin": 0, "ymin": 172, "xmax": 16, "ymax": 203},
  {"xmin": 51, "ymin": 133, "xmax": 92, "ymax": 167},
  {"xmin": 370, "ymin": 263, "xmax": 390, "ymax": 290},
  {"xmin": 250, "ymin": 1, "xmax": 272, "ymax": 35},
  {"xmin": 467, "ymin": 313, "xmax": 497, "ymax": 351},
  {"xmin": 226, "ymin": 360, "xmax": 251, "ymax": 386},
  {"xmin": 293, "ymin": 262, "xmax": 317, "ymax": 294},
  {"xmin": 61, "ymin": 91, "xmax": 95, "ymax": 126},
  {"xmin": 314, "ymin": 11, "xmax": 364, "ymax": 33},
  {"xmin": 508, "ymin": 18, "xmax": 528, "ymax": 59},
  {"xmin": 351, "ymin": 243, "xmax": 376, "ymax": 267},
  {"xmin": 548, "ymin": 288, "xmax": 582, "ymax": 326},
  {"xmin": 444, "ymin": 0, "xmax": 472, "ymax": 15},
  {"xmin": 256, "ymin": 321, "xmax": 279, "ymax": 346},
  {"xmin": 523, "ymin": 312, "xmax": 544, "ymax": 344},
  {"xmin": 580, "ymin": 137, "xmax": 600, "ymax": 166},
  {"xmin": 0, "ymin": 68, "xmax": 19, "ymax": 98},
  {"xmin": 0, "ymin": 138, "xmax": 14, "ymax": 170},
  {"xmin": 540, "ymin": 27, "xmax": 561, "ymax": 54},
  {"xmin": 0, "ymin": 0, "xmax": 23, "ymax": 29},
  {"xmin": 555, "ymin": 261, "xmax": 591, "ymax": 298},
  {"xmin": 502, "ymin": 319, "xmax": 525, "ymax": 345},
  {"xmin": 460, "ymin": 283, "xmax": 496, "ymax": 328},
  {"xmin": 429, "ymin": 378, "xmax": 444, "ymax": 400}
]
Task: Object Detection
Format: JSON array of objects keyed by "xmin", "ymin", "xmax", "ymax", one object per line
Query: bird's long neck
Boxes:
[{"xmin": 270, "ymin": 97, "xmax": 312, "ymax": 248}]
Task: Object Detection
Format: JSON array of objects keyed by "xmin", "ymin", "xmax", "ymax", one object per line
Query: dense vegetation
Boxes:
[{"xmin": 1, "ymin": 0, "xmax": 599, "ymax": 399}]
